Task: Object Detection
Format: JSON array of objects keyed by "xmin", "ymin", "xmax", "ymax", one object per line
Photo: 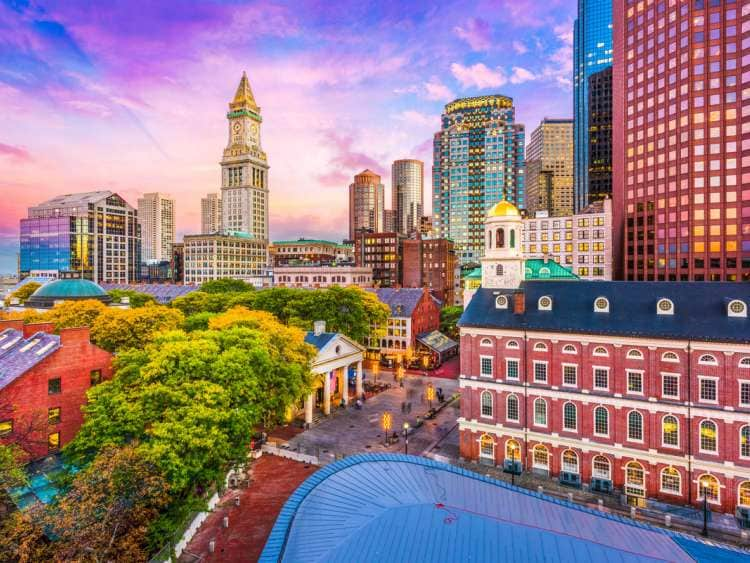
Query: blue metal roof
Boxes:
[
  {"xmin": 304, "ymin": 332, "xmax": 337, "ymax": 351},
  {"xmin": 32, "ymin": 278, "xmax": 107, "ymax": 298},
  {"xmin": 260, "ymin": 454, "xmax": 749, "ymax": 563},
  {"xmin": 459, "ymin": 281, "xmax": 750, "ymax": 344},
  {"xmin": 100, "ymin": 283, "xmax": 199, "ymax": 304},
  {"xmin": 366, "ymin": 288, "xmax": 424, "ymax": 318},
  {"xmin": 0, "ymin": 329, "xmax": 60, "ymax": 390}
]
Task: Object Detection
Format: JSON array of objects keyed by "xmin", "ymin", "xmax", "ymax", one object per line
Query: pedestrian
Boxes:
[{"xmin": 361, "ymin": 393, "xmax": 367, "ymax": 403}]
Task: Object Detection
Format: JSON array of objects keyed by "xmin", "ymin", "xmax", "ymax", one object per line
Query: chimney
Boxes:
[
  {"xmin": 313, "ymin": 320, "xmax": 326, "ymax": 336},
  {"xmin": 0, "ymin": 320, "xmax": 24, "ymax": 332},
  {"xmin": 60, "ymin": 326, "xmax": 91, "ymax": 346},
  {"xmin": 23, "ymin": 323, "xmax": 55, "ymax": 338},
  {"xmin": 513, "ymin": 292, "xmax": 525, "ymax": 315}
]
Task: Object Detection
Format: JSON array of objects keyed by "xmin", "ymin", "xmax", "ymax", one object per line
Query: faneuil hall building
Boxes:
[{"xmin": 458, "ymin": 201, "xmax": 750, "ymax": 517}]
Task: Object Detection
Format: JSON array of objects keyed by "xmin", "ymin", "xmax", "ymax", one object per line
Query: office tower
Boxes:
[
  {"xmin": 348, "ymin": 169, "xmax": 385, "ymax": 239},
  {"xmin": 20, "ymin": 191, "xmax": 141, "ymax": 283},
  {"xmin": 384, "ymin": 210, "xmax": 396, "ymax": 233},
  {"xmin": 137, "ymin": 192, "xmax": 175, "ymax": 263},
  {"xmin": 354, "ymin": 231, "xmax": 405, "ymax": 287},
  {"xmin": 525, "ymin": 119, "xmax": 574, "ymax": 217},
  {"xmin": 392, "ymin": 159, "xmax": 424, "ymax": 235},
  {"xmin": 588, "ymin": 67, "xmax": 613, "ymax": 204},
  {"xmin": 183, "ymin": 232, "xmax": 268, "ymax": 285},
  {"xmin": 201, "ymin": 193, "xmax": 222, "ymax": 234},
  {"xmin": 574, "ymin": 0, "xmax": 613, "ymax": 212},
  {"xmin": 402, "ymin": 237, "xmax": 457, "ymax": 305},
  {"xmin": 613, "ymin": 0, "xmax": 749, "ymax": 282},
  {"xmin": 432, "ymin": 95, "xmax": 526, "ymax": 264}
]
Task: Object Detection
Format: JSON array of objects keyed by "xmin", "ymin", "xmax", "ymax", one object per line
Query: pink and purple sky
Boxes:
[{"xmin": 0, "ymin": 0, "xmax": 575, "ymax": 273}]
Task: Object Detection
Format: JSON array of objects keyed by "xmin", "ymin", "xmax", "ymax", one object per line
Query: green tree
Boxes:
[
  {"xmin": 90, "ymin": 305, "xmax": 184, "ymax": 353},
  {"xmin": 199, "ymin": 278, "xmax": 253, "ymax": 294},
  {"xmin": 0, "ymin": 444, "xmax": 27, "ymax": 489},
  {"xmin": 5, "ymin": 282, "xmax": 42, "ymax": 305},
  {"xmin": 107, "ymin": 289, "xmax": 156, "ymax": 308},
  {"xmin": 182, "ymin": 311, "xmax": 216, "ymax": 332},
  {"xmin": 170, "ymin": 291, "xmax": 228, "ymax": 317},
  {"xmin": 440, "ymin": 306, "xmax": 463, "ymax": 340}
]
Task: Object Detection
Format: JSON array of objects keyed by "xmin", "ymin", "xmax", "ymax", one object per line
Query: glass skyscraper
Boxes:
[
  {"xmin": 432, "ymin": 95, "xmax": 525, "ymax": 265},
  {"xmin": 573, "ymin": 0, "xmax": 613, "ymax": 212}
]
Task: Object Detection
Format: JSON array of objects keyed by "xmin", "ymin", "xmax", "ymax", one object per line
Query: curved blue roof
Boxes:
[
  {"xmin": 261, "ymin": 454, "xmax": 749, "ymax": 563},
  {"xmin": 32, "ymin": 278, "xmax": 107, "ymax": 298}
]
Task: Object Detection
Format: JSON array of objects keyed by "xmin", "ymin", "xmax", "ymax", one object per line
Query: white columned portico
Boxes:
[
  {"xmin": 304, "ymin": 393, "xmax": 314, "ymax": 425},
  {"xmin": 340, "ymin": 367, "xmax": 349, "ymax": 405},
  {"xmin": 323, "ymin": 371, "xmax": 331, "ymax": 416},
  {"xmin": 355, "ymin": 360, "xmax": 363, "ymax": 397}
]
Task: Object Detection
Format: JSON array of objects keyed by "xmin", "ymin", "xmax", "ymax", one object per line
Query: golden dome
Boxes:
[{"xmin": 487, "ymin": 200, "xmax": 520, "ymax": 217}]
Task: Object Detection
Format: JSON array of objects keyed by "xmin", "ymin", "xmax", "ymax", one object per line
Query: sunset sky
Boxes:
[{"xmin": 0, "ymin": 0, "xmax": 575, "ymax": 273}]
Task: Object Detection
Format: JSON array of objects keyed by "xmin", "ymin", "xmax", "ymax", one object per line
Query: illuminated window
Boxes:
[
  {"xmin": 48, "ymin": 407, "xmax": 60, "ymax": 425},
  {"xmin": 660, "ymin": 467, "xmax": 681, "ymax": 494},
  {"xmin": 479, "ymin": 434, "xmax": 494, "ymax": 459},
  {"xmin": 625, "ymin": 462, "xmax": 645, "ymax": 498},
  {"xmin": 532, "ymin": 444, "xmax": 549, "ymax": 469},
  {"xmin": 698, "ymin": 474, "xmax": 720, "ymax": 503},
  {"xmin": 662, "ymin": 415, "xmax": 679, "ymax": 447},
  {"xmin": 561, "ymin": 450, "xmax": 579, "ymax": 474},
  {"xmin": 0, "ymin": 420, "xmax": 12, "ymax": 437},
  {"xmin": 592, "ymin": 456, "xmax": 610, "ymax": 480},
  {"xmin": 700, "ymin": 420, "xmax": 717, "ymax": 453},
  {"xmin": 741, "ymin": 426, "xmax": 750, "ymax": 458},
  {"xmin": 48, "ymin": 432, "xmax": 60, "ymax": 453}
]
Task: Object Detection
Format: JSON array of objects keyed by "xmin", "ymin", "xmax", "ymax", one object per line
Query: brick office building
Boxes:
[
  {"xmin": 354, "ymin": 232, "xmax": 405, "ymax": 288},
  {"xmin": 402, "ymin": 237, "xmax": 457, "ymax": 305},
  {"xmin": 0, "ymin": 321, "xmax": 113, "ymax": 460},
  {"xmin": 458, "ymin": 202, "xmax": 750, "ymax": 516}
]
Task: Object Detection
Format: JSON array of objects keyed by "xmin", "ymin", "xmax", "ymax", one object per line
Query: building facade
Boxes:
[
  {"xmin": 348, "ymin": 170, "xmax": 385, "ymax": 240},
  {"xmin": 433, "ymin": 95, "xmax": 526, "ymax": 264},
  {"xmin": 613, "ymin": 1, "xmax": 749, "ymax": 282},
  {"xmin": 392, "ymin": 159, "xmax": 424, "ymax": 235},
  {"xmin": 523, "ymin": 199, "xmax": 613, "ymax": 280},
  {"xmin": 201, "ymin": 193, "xmax": 222, "ymax": 234},
  {"xmin": 171, "ymin": 242, "xmax": 184, "ymax": 283},
  {"xmin": 183, "ymin": 232, "xmax": 268, "ymax": 285},
  {"xmin": 401, "ymin": 237, "xmax": 457, "ymax": 305},
  {"xmin": 220, "ymin": 72, "xmax": 269, "ymax": 257},
  {"xmin": 20, "ymin": 191, "xmax": 141, "ymax": 283},
  {"xmin": 270, "ymin": 239, "xmax": 353, "ymax": 267},
  {"xmin": 588, "ymin": 67, "xmax": 613, "ymax": 205},
  {"xmin": 354, "ymin": 231, "xmax": 405, "ymax": 288},
  {"xmin": 525, "ymin": 119, "xmax": 574, "ymax": 217},
  {"xmin": 137, "ymin": 192, "xmax": 175, "ymax": 263},
  {"xmin": 274, "ymin": 265, "xmax": 373, "ymax": 289},
  {"xmin": 573, "ymin": 0, "xmax": 613, "ymax": 212},
  {"xmin": 0, "ymin": 321, "xmax": 113, "ymax": 461}
]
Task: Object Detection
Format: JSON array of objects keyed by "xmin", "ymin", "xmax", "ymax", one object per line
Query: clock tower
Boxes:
[{"xmin": 220, "ymin": 71, "xmax": 269, "ymax": 249}]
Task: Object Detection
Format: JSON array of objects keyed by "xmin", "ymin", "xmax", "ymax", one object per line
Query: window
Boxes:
[
  {"xmin": 90, "ymin": 369, "xmax": 102, "ymax": 386},
  {"xmin": 533, "ymin": 362, "xmax": 548, "ymax": 383},
  {"xmin": 538, "ymin": 296, "xmax": 552, "ymax": 311},
  {"xmin": 495, "ymin": 264, "xmax": 504, "ymax": 277},
  {"xmin": 628, "ymin": 411, "xmax": 643, "ymax": 442},
  {"xmin": 48, "ymin": 407, "xmax": 60, "ymax": 425},
  {"xmin": 592, "ymin": 346, "xmax": 608, "ymax": 357},
  {"xmin": 592, "ymin": 456, "xmax": 610, "ymax": 480},
  {"xmin": 627, "ymin": 371, "xmax": 643, "ymax": 394},
  {"xmin": 698, "ymin": 354, "xmax": 717, "ymax": 366},
  {"xmin": 594, "ymin": 407, "xmax": 609, "ymax": 436},
  {"xmin": 506, "ymin": 359, "xmax": 519, "ymax": 380},
  {"xmin": 533, "ymin": 444, "xmax": 549, "ymax": 469},
  {"xmin": 480, "ymin": 434, "xmax": 494, "ymax": 459},
  {"xmin": 505, "ymin": 439, "xmax": 520, "ymax": 462},
  {"xmin": 48, "ymin": 432, "xmax": 60, "ymax": 453},
  {"xmin": 594, "ymin": 367, "xmax": 609, "ymax": 390},
  {"xmin": 728, "ymin": 300, "xmax": 747, "ymax": 318},
  {"xmin": 661, "ymin": 351, "xmax": 679, "ymax": 362},
  {"xmin": 533, "ymin": 342, "xmax": 548, "ymax": 352},
  {"xmin": 739, "ymin": 482, "xmax": 750, "ymax": 508},
  {"xmin": 625, "ymin": 462, "xmax": 646, "ymax": 497},
  {"xmin": 698, "ymin": 474, "xmax": 720, "ymax": 503},
  {"xmin": 660, "ymin": 467, "xmax": 681, "ymax": 494},
  {"xmin": 700, "ymin": 420, "xmax": 717, "ymax": 453},
  {"xmin": 480, "ymin": 356, "xmax": 493, "ymax": 377},
  {"xmin": 740, "ymin": 382, "xmax": 750, "ymax": 407},
  {"xmin": 0, "ymin": 420, "xmax": 12, "ymax": 437},
  {"xmin": 662, "ymin": 416, "xmax": 680, "ymax": 447},
  {"xmin": 740, "ymin": 357, "xmax": 750, "ymax": 368},
  {"xmin": 656, "ymin": 298, "xmax": 674, "ymax": 315},
  {"xmin": 480, "ymin": 338, "xmax": 493, "ymax": 347},
  {"xmin": 563, "ymin": 402, "xmax": 577, "ymax": 431},
  {"xmin": 506, "ymin": 340, "xmax": 519, "ymax": 349},
  {"xmin": 662, "ymin": 374, "xmax": 679, "ymax": 398},
  {"xmin": 594, "ymin": 297, "xmax": 609, "ymax": 312},
  {"xmin": 48, "ymin": 378, "xmax": 61, "ymax": 395},
  {"xmin": 506, "ymin": 395, "xmax": 519, "ymax": 421},
  {"xmin": 699, "ymin": 378, "xmax": 717, "ymax": 402},
  {"xmin": 563, "ymin": 365, "xmax": 577, "ymax": 386},
  {"xmin": 626, "ymin": 349, "xmax": 643, "ymax": 360},
  {"xmin": 741, "ymin": 426, "xmax": 750, "ymax": 458},
  {"xmin": 562, "ymin": 344, "xmax": 576, "ymax": 354},
  {"xmin": 562, "ymin": 450, "xmax": 579, "ymax": 474},
  {"xmin": 480, "ymin": 391, "xmax": 493, "ymax": 418},
  {"xmin": 495, "ymin": 295, "xmax": 508, "ymax": 309},
  {"xmin": 534, "ymin": 398, "xmax": 547, "ymax": 426}
]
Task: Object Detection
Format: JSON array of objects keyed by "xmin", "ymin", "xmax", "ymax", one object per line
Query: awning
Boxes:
[{"xmin": 416, "ymin": 330, "xmax": 458, "ymax": 354}]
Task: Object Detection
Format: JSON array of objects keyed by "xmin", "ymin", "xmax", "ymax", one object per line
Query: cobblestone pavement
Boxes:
[{"xmin": 285, "ymin": 375, "xmax": 459, "ymax": 462}]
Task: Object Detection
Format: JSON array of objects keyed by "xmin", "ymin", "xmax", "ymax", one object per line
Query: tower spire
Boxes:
[{"xmin": 230, "ymin": 71, "xmax": 259, "ymax": 112}]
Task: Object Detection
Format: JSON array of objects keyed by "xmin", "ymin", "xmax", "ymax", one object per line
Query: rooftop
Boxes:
[
  {"xmin": 272, "ymin": 239, "xmax": 341, "ymax": 247},
  {"xmin": 524, "ymin": 258, "xmax": 579, "ymax": 280},
  {"xmin": 303, "ymin": 331, "xmax": 337, "ymax": 351},
  {"xmin": 100, "ymin": 283, "xmax": 199, "ymax": 304},
  {"xmin": 30, "ymin": 190, "xmax": 114, "ymax": 210},
  {"xmin": 260, "ymin": 454, "xmax": 748, "ymax": 563},
  {"xmin": 0, "ymin": 328, "xmax": 60, "ymax": 390},
  {"xmin": 367, "ymin": 288, "xmax": 426, "ymax": 318}
]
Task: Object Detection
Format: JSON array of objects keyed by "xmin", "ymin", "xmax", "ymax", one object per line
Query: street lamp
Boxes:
[
  {"xmin": 396, "ymin": 365, "xmax": 405, "ymax": 387},
  {"xmin": 510, "ymin": 446, "xmax": 517, "ymax": 486},
  {"xmin": 426, "ymin": 383, "xmax": 435, "ymax": 409},
  {"xmin": 381, "ymin": 411, "xmax": 392, "ymax": 446},
  {"xmin": 701, "ymin": 478, "xmax": 710, "ymax": 537},
  {"xmin": 402, "ymin": 421, "xmax": 410, "ymax": 455}
]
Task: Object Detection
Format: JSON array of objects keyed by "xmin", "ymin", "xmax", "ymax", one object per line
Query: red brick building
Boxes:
[
  {"xmin": 401, "ymin": 237, "xmax": 457, "ymax": 305},
  {"xmin": 365, "ymin": 288, "xmax": 441, "ymax": 356},
  {"xmin": 0, "ymin": 320, "xmax": 113, "ymax": 460}
]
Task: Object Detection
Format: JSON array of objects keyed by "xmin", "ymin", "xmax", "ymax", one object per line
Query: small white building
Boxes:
[{"xmin": 274, "ymin": 265, "xmax": 373, "ymax": 288}]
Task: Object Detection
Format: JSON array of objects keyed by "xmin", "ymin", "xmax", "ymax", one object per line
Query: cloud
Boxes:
[
  {"xmin": 396, "ymin": 110, "xmax": 436, "ymax": 128},
  {"xmin": 453, "ymin": 18, "xmax": 491, "ymax": 51},
  {"xmin": 509, "ymin": 66, "xmax": 536, "ymax": 84},
  {"xmin": 450, "ymin": 62, "xmax": 506, "ymax": 89},
  {"xmin": 317, "ymin": 129, "xmax": 386, "ymax": 187},
  {"xmin": 423, "ymin": 77, "xmax": 454, "ymax": 102},
  {"xmin": 0, "ymin": 142, "xmax": 31, "ymax": 162},
  {"xmin": 512, "ymin": 40, "xmax": 528, "ymax": 55}
]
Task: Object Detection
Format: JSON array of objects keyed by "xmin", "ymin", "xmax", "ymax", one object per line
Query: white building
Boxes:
[
  {"xmin": 274, "ymin": 265, "xmax": 373, "ymax": 288},
  {"xmin": 201, "ymin": 193, "xmax": 222, "ymax": 234},
  {"xmin": 183, "ymin": 232, "xmax": 269, "ymax": 286},
  {"xmin": 138, "ymin": 192, "xmax": 175, "ymax": 263}
]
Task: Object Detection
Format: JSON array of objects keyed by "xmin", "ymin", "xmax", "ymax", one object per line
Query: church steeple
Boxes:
[{"xmin": 229, "ymin": 71, "xmax": 259, "ymax": 113}]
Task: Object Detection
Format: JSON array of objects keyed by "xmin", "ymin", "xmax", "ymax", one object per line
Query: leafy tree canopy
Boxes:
[
  {"xmin": 90, "ymin": 305, "xmax": 184, "ymax": 353},
  {"xmin": 199, "ymin": 278, "xmax": 254, "ymax": 294},
  {"xmin": 5, "ymin": 282, "xmax": 42, "ymax": 305},
  {"xmin": 440, "ymin": 305, "xmax": 463, "ymax": 340},
  {"xmin": 0, "ymin": 444, "xmax": 27, "ymax": 490}
]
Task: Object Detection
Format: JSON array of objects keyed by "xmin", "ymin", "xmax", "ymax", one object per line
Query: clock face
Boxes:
[{"xmin": 232, "ymin": 122, "xmax": 242, "ymax": 133}]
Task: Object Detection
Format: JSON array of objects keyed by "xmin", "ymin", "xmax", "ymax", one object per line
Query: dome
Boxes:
[
  {"xmin": 25, "ymin": 278, "xmax": 112, "ymax": 309},
  {"xmin": 487, "ymin": 201, "xmax": 521, "ymax": 217}
]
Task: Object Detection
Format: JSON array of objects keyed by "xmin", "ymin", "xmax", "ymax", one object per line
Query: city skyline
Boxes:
[{"xmin": 0, "ymin": 0, "xmax": 576, "ymax": 273}]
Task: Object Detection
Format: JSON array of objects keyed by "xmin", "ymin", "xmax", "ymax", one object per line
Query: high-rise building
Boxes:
[
  {"xmin": 401, "ymin": 237, "xmax": 457, "ymax": 305},
  {"xmin": 525, "ymin": 119, "xmax": 574, "ymax": 217},
  {"xmin": 573, "ymin": 0, "xmax": 613, "ymax": 212},
  {"xmin": 220, "ymin": 72, "xmax": 269, "ymax": 251},
  {"xmin": 419, "ymin": 215, "xmax": 433, "ymax": 238},
  {"xmin": 432, "ymin": 95, "xmax": 526, "ymax": 264},
  {"xmin": 613, "ymin": 0, "xmax": 749, "ymax": 282},
  {"xmin": 587, "ymin": 67, "xmax": 613, "ymax": 204},
  {"xmin": 183, "ymin": 232, "xmax": 269, "ymax": 285},
  {"xmin": 392, "ymin": 159, "xmax": 424, "ymax": 235},
  {"xmin": 20, "ymin": 191, "xmax": 141, "ymax": 283},
  {"xmin": 201, "ymin": 193, "xmax": 222, "ymax": 234},
  {"xmin": 348, "ymin": 170, "xmax": 385, "ymax": 239},
  {"xmin": 137, "ymin": 192, "xmax": 175, "ymax": 263},
  {"xmin": 384, "ymin": 210, "xmax": 396, "ymax": 234},
  {"xmin": 354, "ymin": 231, "xmax": 405, "ymax": 287}
]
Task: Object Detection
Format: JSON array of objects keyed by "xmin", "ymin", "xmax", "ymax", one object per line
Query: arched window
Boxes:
[
  {"xmin": 563, "ymin": 402, "xmax": 577, "ymax": 431},
  {"xmin": 562, "ymin": 450, "xmax": 579, "ymax": 474},
  {"xmin": 495, "ymin": 295, "xmax": 508, "ymax": 309},
  {"xmin": 505, "ymin": 439, "xmax": 521, "ymax": 461},
  {"xmin": 510, "ymin": 229, "xmax": 516, "ymax": 248},
  {"xmin": 480, "ymin": 338, "xmax": 493, "ymax": 347},
  {"xmin": 740, "ymin": 357, "xmax": 750, "ymax": 368},
  {"xmin": 539, "ymin": 267, "xmax": 551, "ymax": 278},
  {"xmin": 728, "ymin": 299, "xmax": 747, "ymax": 318},
  {"xmin": 662, "ymin": 415, "xmax": 679, "ymax": 447},
  {"xmin": 700, "ymin": 420, "xmax": 717, "ymax": 453},
  {"xmin": 480, "ymin": 391, "xmax": 493, "ymax": 418},
  {"xmin": 532, "ymin": 444, "xmax": 549, "ymax": 469},
  {"xmin": 534, "ymin": 398, "xmax": 547, "ymax": 426},
  {"xmin": 739, "ymin": 481, "xmax": 750, "ymax": 507},
  {"xmin": 592, "ymin": 455, "xmax": 611, "ymax": 480},
  {"xmin": 656, "ymin": 298, "xmax": 674, "ymax": 315},
  {"xmin": 562, "ymin": 344, "xmax": 577, "ymax": 354},
  {"xmin": 660, "ymin": 467, "xmax": 681, "ymax": 494},
  {"xmin": 626, "ymin": 349, "xmax": 644, "ymax": 360},
  {"xmin": 593, "ymin": 297, "xmax": 609, "ymax": 312},
  {"xmin": 699, "ymin": 354, "xmax": 717, "ymax": 366},
  {"xmin": 505, "ymin": 340, "xmax": 519, "ymax": 349},
  {"xmin": 594, "ymin": 406, "xmax": 609, "ymax": 436},
  {"xmin": 533, "ymin": 342, "xmax": 548, "ymax": 352},
  {"xmin": 740, "ymin": 425, "xmax": 750, "ymax": 458},
  {"xmin": 661, "ymin": 351, "xmax": 679, "ymax": 362},
  {"xmin": 506, "ymin": 394, "xmax": 519, "ymax": 421},
  {"xmin": 625, "ymin": 461, "xmax": 646, "ymax": 498},
  {"xmin": 496, "ymin": 228, "xmax": 505, "ymax": 248},
  {"xmin": 496, "ymin": 264, "xmax": 504, "ymax": 277},
  {"xmin": 628, "ymin": 411, "xmax": 644, "ymax": 441},
  {"xmin": 479, "ymin": 434, "xmax": 495, "ymax": 459},
  {"xmin": 538, "ymin": 296, "xmax": 552, "ymax": 310},
  {"xmin": 592, "ymin": 346, "xmax": 608, "ymax": 357},
  {"xmin": 698, "ymin": 474, "xmax": 720, "ymax": 503}
]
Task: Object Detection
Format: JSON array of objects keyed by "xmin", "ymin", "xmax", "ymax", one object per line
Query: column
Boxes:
[
  {"xmin": 323, "ymin": 371, "xmax": 331, "ymax": 416},
  {"xmin": 304, "ymin": 393, "xmax": 313, "ymax": 425},
  {"xmin": 355, "ymin": 360, "xmax": 363, "ymax": 397},
  {"xmin": 340, "ymin": 367, "xmax": 349, "ymax": 405}
]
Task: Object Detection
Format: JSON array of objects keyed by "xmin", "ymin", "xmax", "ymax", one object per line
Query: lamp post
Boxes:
[
  {"xmin": 426, "ymin": 384, "xmax": 435, "ymax": 409},
  {"xmin": 396, "ymin": 365, "xmax": 405, "ymax": 387},
  {"xmin": 403, "ymin": 421, "xmax": 410, "ymax": 455},
  {"xmin": 510, "ymin": 447, "xmax": 517, "ymax": 486},
  {"xmin": 381, "ymin": 411, "xmax": 392, "ymax": 446},
  {"xmin": 701, "ymin": 478, "xmax": 710, "ymax": 537}
]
